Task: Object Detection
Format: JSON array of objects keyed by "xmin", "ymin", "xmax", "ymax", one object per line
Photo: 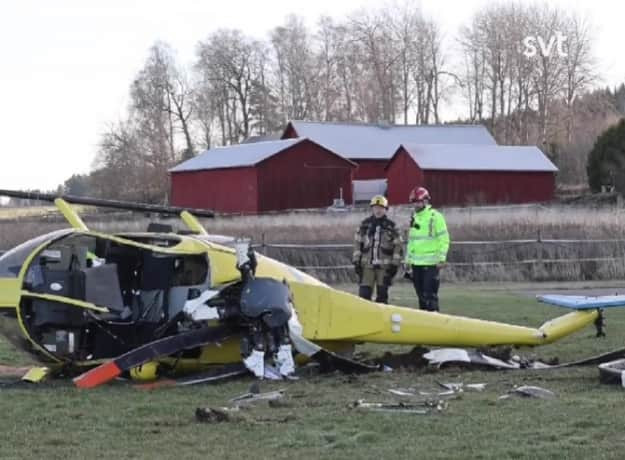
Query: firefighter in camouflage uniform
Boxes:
[{"xmin": 352, "ymin": 195, "xmax": 403, "ymax": 303}]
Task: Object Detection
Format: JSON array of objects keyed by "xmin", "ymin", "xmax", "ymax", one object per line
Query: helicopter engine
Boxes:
[{"xmin": 184, "ymin": 240, "xmax": 296, "ymax": 378}]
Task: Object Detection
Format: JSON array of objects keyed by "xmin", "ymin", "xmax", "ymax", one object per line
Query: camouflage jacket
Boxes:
[{"xmin": 353, "ymin": 215, "xmax": 403, "ymax": 268}]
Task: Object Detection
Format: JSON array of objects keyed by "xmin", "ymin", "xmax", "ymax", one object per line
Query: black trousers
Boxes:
[
  {"xmin": 411, "ymin": 265, "xmax": 440, "ymax": 311},
  {"xmin": 358, "ymin": 284, "xmax": 389, "ymax": 304}
]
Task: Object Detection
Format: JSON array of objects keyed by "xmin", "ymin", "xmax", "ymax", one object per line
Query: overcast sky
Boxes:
[{"xmin": 0, "ymin": 0, "xmax": 622, "ymax": 192}]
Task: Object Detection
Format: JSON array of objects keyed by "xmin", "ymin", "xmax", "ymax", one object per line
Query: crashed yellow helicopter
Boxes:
[{"xmin": 0, "ymin": 190, "xmax": 606, "ymax": 388}]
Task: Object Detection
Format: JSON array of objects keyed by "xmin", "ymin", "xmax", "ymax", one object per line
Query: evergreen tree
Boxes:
[
  {"xmin": 587, "ymin": 119, "xmax": 625, "ymax": 193},
  {"xmin": 614, "ymin": 84, "xmax": 625, "ymax": 114}
]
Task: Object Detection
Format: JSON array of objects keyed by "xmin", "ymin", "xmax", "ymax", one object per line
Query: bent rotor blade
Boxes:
[
  {"xmin": 74, "ymin": 325, "xmax": 235, "ymax": 389},
  {"xmin": 135, "ymin": 363, "xmax": 248, "ymax": 389}
]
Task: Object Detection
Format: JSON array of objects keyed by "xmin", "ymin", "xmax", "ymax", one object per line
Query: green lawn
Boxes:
[{"xmin": 2, "ymin": 282, "xmax": 625, "ymax": 460}]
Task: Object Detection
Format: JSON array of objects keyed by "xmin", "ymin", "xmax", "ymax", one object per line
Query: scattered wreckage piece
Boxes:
[
  {"xmin": 195, "ymin": 386, "xmax": 293, "ymax": 424},
  {"xmin": 423, "ymin": 346, "xmax": 625, "ymax": 372},
  {"xmin": 598, "ymin": 359, "xmax": 625, "ymax": 387},
  {"xmin": 229, "ymin": 389, "xmax": 286, "ymax": 406},
  {"xmin": 551, "ymin": 347, "xmax": 625, "ymax": 368},
  {"xmin": 352, "ymin": 399, "xmax": 447, "ymax": 414},
  {"xmin": 498, "ymin": 385, "xmax": 557, "ymax": 400},
  {"xmin": 417, "ymin": 390, "xmax": 458, "ymax": 398},
  {"xmin": 0, "ymin": 365, "xmax": 50, "ymax": 383},
  {"xmin": 424, "ymin": 348, "xmax": 521, "ymax": 369},
  {"xmin": 387, "ymin": 388, "xmax": 417, "ymax": 397},
  {"xmin": 387, "ymin": 387, "xmax": 462, "ymax": 401},
  {"xmin": 437, "ymin": 382, "xmax": 487, "ymax": 392}
]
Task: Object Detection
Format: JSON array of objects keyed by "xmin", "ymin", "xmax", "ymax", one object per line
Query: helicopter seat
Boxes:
[
  {"xmin": 83, "ymin": 263, "xmax": 125, "ymax": 313},
  {"xmin": 44, "ymin": 245, "xmax": 88, "ymax": 272},
  {"xmin": 135, "ymin": 252, "xmax": 174, "ymax": 323},
  {"xmin": 31, "ymin": 268, "xmax": 87, "ymax": 328}
]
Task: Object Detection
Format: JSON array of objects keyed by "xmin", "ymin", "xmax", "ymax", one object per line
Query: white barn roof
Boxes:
[
  {"xmin": 397, "ymin": 144, "xmax": 558, "ymax": 172},
  {"xmin": 169, "ymin": 138, "xmax": 302, "ymax": 172},
  {"xmin": 285, "ymin": 121, "xmax": 497, "ymax": 160}
]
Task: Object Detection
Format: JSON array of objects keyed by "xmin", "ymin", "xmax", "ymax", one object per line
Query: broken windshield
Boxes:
[{"xmin": 0, "ymin": 230, "xmax": 73, "ymax": 278}]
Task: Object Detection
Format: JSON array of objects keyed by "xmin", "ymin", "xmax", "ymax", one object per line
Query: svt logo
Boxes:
[{"xmin": 522, "ymin": 32, "xmax": 568, "ymax": 58}]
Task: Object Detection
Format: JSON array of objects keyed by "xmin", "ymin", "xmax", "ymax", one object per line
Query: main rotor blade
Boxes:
[
  {"xmin": 74, "ymin": 325, "xmax": 235, "ymax": 388},
  {"xmin": 0, "ymin": 189, "xmax": 215, "ymax": 218}
]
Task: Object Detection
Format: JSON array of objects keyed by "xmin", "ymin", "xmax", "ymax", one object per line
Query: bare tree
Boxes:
[
  {"xmin": 249, "ymin": 42, "xmax": 283, "ymax": 135},
  {"xmin": 131, "ymin": 42, "xmax": 196, "ymax": 161},
  {"xmin": 347, "ymin": 10, "xmax": 398, "ymax": 122},
  {"xmin": 386, "ymin": 4, "xmax": 420, "ymax": 124},
  {"xmin": 561, "ymin": 14, "xmax": 596, "ymax": 142},
  {"xmin": 316, "ymin": 16, "xmax": 342, "ymax": 121},
  {"xmin": 527, "ymin": 4, "xmax": 567, "ymax": 151},
  {"xmin": 458, "ymin": 23, "xmax": 488, "ymax": 123},
  {"xmin": 270, "ymin": 15, "xmax": 321, "ymax": 121},
  {"xmin": 196, "ymin": 30, "xmax": 263, "ymax": 143},
  {"xmin": 191, "ymin": 80, "xmax": 216, "ymax": 150}
]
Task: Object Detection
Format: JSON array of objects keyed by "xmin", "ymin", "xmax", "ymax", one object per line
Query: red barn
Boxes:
[
  {"xmin": 169, "ymin": 138, "xmax": 355, "ymax": 213},
  {"xmin": 386, "ymin": 144, "xmax": 557, "ymax": 206},
  {"xmin": 282, "ymin": 120, "xmax": 497, "ymax": 180}
]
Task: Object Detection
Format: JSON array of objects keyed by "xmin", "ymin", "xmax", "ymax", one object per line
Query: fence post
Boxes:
[
  {"xmin": 261, "ymin": 232, "xmax": 266, "ymax": 254},
  {"xmin": 536, "ymin": 229, "xmax": 543, "ymax": 278}
]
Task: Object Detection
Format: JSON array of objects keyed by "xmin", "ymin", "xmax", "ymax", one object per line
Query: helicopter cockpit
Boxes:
[{"xmin": 19, "ymin": 232, "xmax": 211, "ymax": 363}]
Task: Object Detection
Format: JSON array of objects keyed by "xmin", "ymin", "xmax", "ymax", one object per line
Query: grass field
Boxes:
[
  {"xmin": 0, "ymin": 205, "xmax": 91, "ymax": 220},
  {"xmin": 2, "ymin": 282, "xmax": 625, "ymax": 459}
]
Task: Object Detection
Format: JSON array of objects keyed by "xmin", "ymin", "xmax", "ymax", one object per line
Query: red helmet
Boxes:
[{"xmin": 409, "ymin": 186, "xmax": 430, "ymax": 202}]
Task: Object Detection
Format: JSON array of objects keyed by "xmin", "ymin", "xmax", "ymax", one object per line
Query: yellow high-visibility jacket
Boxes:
[{"xmin": 405, "ymin": 205, "xmax": 450, "ymax": 266}]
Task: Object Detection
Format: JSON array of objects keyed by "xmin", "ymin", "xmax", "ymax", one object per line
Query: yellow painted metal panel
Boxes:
[
  {"xmin": 289, "ymin": 282, "xmax": 384, "ymax": 340},
  {"xmin": 538, "ymin": 310, "xmax": 599, "ymax": 344},
  {"xmin": 180, "ymin": 211, "xmax": 208, "ymax": 235},
  {"xmin": 54, "ymin": 198, "xmax": 88, "ymax": 231},
  {"xmin": 21, "ymin": 367, "xmax": 50, "ymax": 382},
  {"xmin": 289, "ymin": 281, "xmax": 598, "ymax": 348},
  {"xmin": 0, "ymin": 279, "xmax": 20, "ymax": 308}
]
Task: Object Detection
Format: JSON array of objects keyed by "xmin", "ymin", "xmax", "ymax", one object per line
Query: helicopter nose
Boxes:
[{"xmin": 0, "ymin": 278, "xmax": 21, "ymax": 308}]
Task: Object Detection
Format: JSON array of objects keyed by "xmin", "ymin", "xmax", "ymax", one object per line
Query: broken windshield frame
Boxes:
[{"xmin": 0, "ymin": 230, "xmax": 73, "ymax": 278}]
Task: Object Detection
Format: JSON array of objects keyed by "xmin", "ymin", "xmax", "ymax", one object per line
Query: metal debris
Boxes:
[
  {"xmin": 467, "ymin": 383, "xmax": 487, "ymax": 391},
  {"xmin": 229, "ymin": 389, "xmax": 286, "ymax": 406},
  {"xmin": 351, "ymin": 399, "xmax": 447, "ymax": 414},
  {"xmin": 424, "ymin": 348, "xmax": 520, "ymax": 369},
  {"xmin": 499, "ymin": 385, "xmax": 557, "ymax": 400},
  {"xmin": 388, "ymin": 388, "xmax": 416, "ymax": 397},
  {"xmin": 418, "ymin": 390, "xmax": 459, "ymax": 399},
  {"xmin": 598, "ymin": 358, "xmax": 625, "ymax": 387},
  {"xmin": 438, "ymin": 382, "xmax": 487, "ymax": 392},
  {"xmin": 20, "ymin": 367, "xmax": 50, "ymax": 383}
]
